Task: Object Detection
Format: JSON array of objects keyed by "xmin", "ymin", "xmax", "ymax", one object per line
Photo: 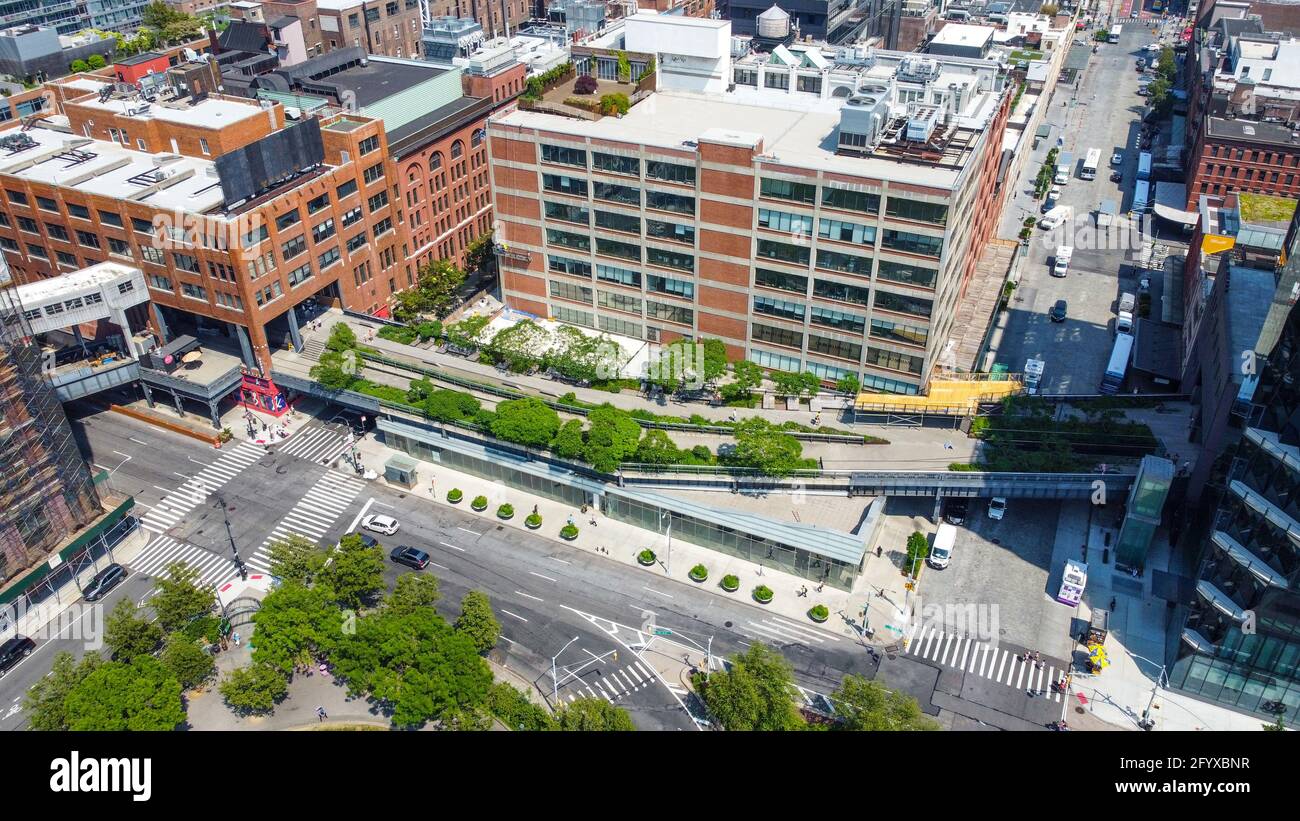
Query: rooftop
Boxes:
[
  {"xmin": 12, "ymin": 262, "xmax": 140, "ymax": 303},
  {"xmin": 1239, "ymin": 192, "xmax": 1299, "ymax": 225},
  {"xmin": 70, "ymin": 91, "xmax": 270, "ymax": 131},
  {"xmin": 1206, "ymin": 116, "xmax": 1299, "ymax": 145},
  {"xmin": 931, "ymin": 23, "xmax": 996, "ymax": 47},
  {"xmin": 314, "ymin": 0, "xmax": 364, "ymax": 9},
  {"xmin": 117, "ymin": 51, "xmax": 166, "ymax": 66}
]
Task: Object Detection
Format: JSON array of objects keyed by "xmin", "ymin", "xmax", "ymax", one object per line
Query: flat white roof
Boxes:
[
  {"xmin": 314, "ymin": 0, "xmax": 363, "ymax": 10},
  {"xmin": 14, "ymin": 261, "xmax": 139, "ymax": 301},
  {"xmin": 496, "ymin": 90, "xmax": 968, "ymax": 188},
  {"xmin": 628, "ymin": 9, "xmax": 729, "ymax": 29},
  {"xmin": 61, "ymin": 76, "xmax": 109, "ymax": 92},
  {"xmin": 932, "ymin": 23, "xmax": 995, "ymax": 46},
  {"xmin": 73, "ymin": 95, "xmax": 268, "ymax": 131}
]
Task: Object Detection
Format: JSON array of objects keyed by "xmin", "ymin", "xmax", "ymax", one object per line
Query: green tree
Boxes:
[
  {"xmin": 160, "ymin": 633, "xmax": 216, "ymax": 690},
  {"xmin": 414, "ymin": 258, "xmax": 467, "ymax": 317},
  {"xmin": 64, "ymin": 655, "xmax": 185, "ymax": 731},
  {"xmin": 385, "ymin": 572, "xmax": 441, "ymax": 613},
  {"xmin": 391, "ymin": 288, "xmax": 429, "ymax": 324},
  {"xmin": 832, "ymin": 674, "xmax": 939, "ymax": 731},
  {"xmin": 150, "ymin": 561, "xmax": 215, "ymax": 633},
  {"xmin": 772, "ymin": 370, "xmax": 806, "ymax": 396},
  {"xmin": 320, "ymin": 533, "xmax": 386, "ymax": 609},
  {"xmin": 424, "ymin": 388, "xmax": 480, "ymax": 422},
  {"xmin": 731, "ymin": 359, "xmax": 764, "ymax": 394},
  {"xmin": 454, "ymin": 590, "xmax": 501, "ymax": 654},
  {"xmin": 310, "ymin": 348, "xmax": 361, "ymax": 391},
  {"xmin": 325, "ymin": 321, "xmax": 357, "ymax": 352},
  {"xmin": 835, "ymin": 373, "xmax": 861, "ymax": 395},
  {"xmin": 484, "ymin": 319, "xmax": 549, "ymax": 372},
  {"xmin": 485, "ymin": 682, "xmax": 556, "ymax": 730},
  {"xmin": 250, "ymin": 582, "xmax": 341, "ymax": 676},
  {"xmin": 69, "ymin": 58, "xmax": 89, "ymax": 73},
  {"xmin": 545, "ymin": 326, "xmax": 621, "ymax": 383},
  {"xmin": 1157, "ymin": 45, "xmax": 1177, "ymax": 83},
  {"xmin": 490, "ymin": 397, "xmax": 561, "ymax": 447},
  {"xmin": 583, "ymin": 405, "xmax": 642, "ymax": 473},
  {"xmin": 557, "ymin": 697, "xmax": 636, "ymax": 730},
  {"xmin": 633, "ymin": 429, "xmax": 683, "ymax": 465},
  {"xmin": 445, "ymin": 314, "xmax": 490, "ymax": 350},
  {"xmin": 464, "ymin": 230, "xmax": 495, "ymax": 274},
  {"xmin": 905, "ymin": 531, "xmax": 929, "ymax": 575},
  {"xmin": 266, "ymin": 533, "xmax": 325, "ymax": 586},
  {"xmin": 1148, "ymin": 75, "xmax": 1173, "ymax": 116},
  {"xmin": 142, "ymin": 0, "xmax": 182, "ymax": 28},
  {"xmin": 87, "ymin": 53, "xmax": 107, "ymax": 69},
  {"xmin": 700, "ymin": 643, "xmax": 804, "ymax": 731},
  {"xmin": 23, "ymin": 651, "xmax": 103, "ymax": 731},
  {"xmin": 550, "ymin": 418, "xmax": 586, "ymax": 459},
  {"xmin": 220, "ymin": 663, "xmax": 289, "ymax": 714},
  {"xmin": 728, "ymin": 418, "xmax": 805, "ymax": 477},
  {"xmin": 104, "ymin": 598, "xmax": 163, "ymax": 660}
]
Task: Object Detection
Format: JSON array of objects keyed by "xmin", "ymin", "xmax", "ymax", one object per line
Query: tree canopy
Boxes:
[
  {"xmin": 319, "ymin": 533, "xmax": 386, "ymax": 609},
  {"xmin": 63, "ymin": 655, "xmax": 186, "ymax": 731},
  {"xmin": 150, "ymin": 561, "xmax": 215, "ymax": 634},
  {"xmin": 583, "ymin": 405, "xmax": 642, "ymax": 473},
  {"xmin": 453, "ymin": 590, "xmax": 500, "ymax": 654},
  {"xmin": 250, "ymin": 582, "xmax": 342, "ymax": 676},
  {"xmin": 266, "ymin": 533, "xmax": 326, "ymax": 586},
  {"xmin": 726, "ymin": 418, "xmax": 806, "ymax": 477},
  {"xmin": 220, "ymin": 662, "xmax": 290, "ymax": 714},
  {"xmin": 701, "ymin": 643, "xmax": 804, "ymax": 731},
  {"xmin": 490, "ymin": 397, "xmax": 561, "ymax": 448},
  {"xmin": 23, "ymin": 652, "xmax": 103, "ymax": 731},
  {"xmin": 104, "ymin": 598, "xmax": 163, "ymax": 661},
  {"xmin": 385, "ymin": 573, "xmax": 442, "ymax": 614},
  {"xmin": 556, "ymin": 698, "xmax": 636, "ymax": 731},
  {"xmin": 831, "ymin": 675, "xmax": 939, "ymax": 731}
]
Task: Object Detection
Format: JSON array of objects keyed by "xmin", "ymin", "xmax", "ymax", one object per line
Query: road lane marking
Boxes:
[
  {"xmin": 641, "ymin": 586, "xmax": 673, "ymax": 599},
  {"xmin": 428, "ymin": 561, "xmax": 449, "ymax": 570},
  {"xmin": 345, "ymin": 497, "xmax": 375, "ymax": 534},
  {"xmin": 529, "ymin": 572, "xmax": 557, "ymax": 582},
  {"xmin": 515, "ymin": 590, "xmax": 543, "ymax": 602},
  {"xmin": 439, "ymin": 541, "xmax": 465, "ymax": 552},
  {"xmin": 456, "ymin": 527, "xmax": 481, "ymax": 536},
  {"xmin": 500, "ymin": 609, "xmax": 528, "ymax": 622},
  {"xmin": 546, "ymin": 556, "xmax": 571, "ymax": 565},
  {"xmin": 129, "ymin": 437, "xmax": 148, "ymax": 445}
]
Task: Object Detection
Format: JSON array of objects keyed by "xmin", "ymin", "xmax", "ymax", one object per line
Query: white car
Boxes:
[
  {"xmin": 1146, "ymin": 43, "xmax": 1163, "ymax": 52},
  {"xmin": 987, "ymin": 498, "xmax": 1007, "ymax": 520},
  {"xmin": 1110, "ymin": 151, "xmax": 1123, "ymax": 166},
  {"xmin": 361, "ymin": 514, "xmax": 400, "ymax": 535}
]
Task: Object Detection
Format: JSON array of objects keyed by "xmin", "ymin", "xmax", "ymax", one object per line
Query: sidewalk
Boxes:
[{"xmin": 352, "ymin": 432, "xmax": 888, "ymax": 644}]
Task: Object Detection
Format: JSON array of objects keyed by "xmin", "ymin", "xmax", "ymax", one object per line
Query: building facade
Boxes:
[
  {"xmin": 316, "ymin": 0, "xmax": 423, "ymax": 59},
  {"xmin": 0, "ymin": 255, "xmax": 101, "ymax": 581}
]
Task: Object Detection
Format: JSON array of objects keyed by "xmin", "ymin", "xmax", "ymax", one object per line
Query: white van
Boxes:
[
  {"xmin": 928, "ymin": 523, "xmax": 957, "ymax": 569},
  {"xmin": 1052, "ymin": 246, "xmax": 1073, "ymax": 277},
  {"xmin": 1038, "ymin": 206, "xmax": 1069, "ymax": 230}
]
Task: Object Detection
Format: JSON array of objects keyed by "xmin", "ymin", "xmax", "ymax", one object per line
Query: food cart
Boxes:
[
  {"xmin": 1057, "ymin": 559, "xmax": 1087, "ymax": 605},
  {"xmin": 1084, "ymin": 609, "xmax": 1110, "ymax": 674}
]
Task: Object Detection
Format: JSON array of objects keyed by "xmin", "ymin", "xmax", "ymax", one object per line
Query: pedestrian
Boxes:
[
  {"xmin": 819, "ymin": 457, "xmax": 824, "ymax": 470},
  {"xmin": 757, "ymin": 564, "xmax": 764, "ymax": 576},
  {"xmin": 232, "ymin": 631, "xmax": 241, "ymax": 647},
  {"xmin": 816, "ymin": 581, "xmax": 824, "ymax": 593},
  {"xmin": 876, "ymin": 545, "xmax": 883, "ymax": 558},
  {"xmin": 943, "ymin": 440, "xmax": 953, "ymax": 450},
  {"xmin": 589, "ymin": 516, "xmax": 597, "ymax": 527},
  {"xmin": 1109, "ymin": 596, "xmax": 1117, "ymax": 611},
  {"xmin": 316, "ymin": 706, "xmax": 327, "ymax": 722},
  {"xmin": 532, "ymin": 504, "xmax": 538, "ymax": 515},
  {"xmin": 567, "ymin": 514, "xmax": 574, "ymax": 527}
]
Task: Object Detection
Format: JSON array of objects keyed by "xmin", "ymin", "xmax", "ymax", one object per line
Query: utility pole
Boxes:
[{"xmin": 215, "ymin": 494, "xmax": 247, "ymax": 580}]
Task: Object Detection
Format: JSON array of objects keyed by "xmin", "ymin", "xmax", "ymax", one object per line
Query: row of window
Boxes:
[
  {"xmin": 540, "ymin": 144, "xmax": 697, "ymax": 185},
  {"xmin": 758, "ymin": 177, "xmax": 949, "ymax": 225}
]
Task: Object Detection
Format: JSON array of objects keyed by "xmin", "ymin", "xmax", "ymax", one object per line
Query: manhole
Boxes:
[
  {"xmin": 496, "ymin": 525, "xmax": 504, "ymax": 531},
  {"xmin": 398, "ymin": 493, "xmax": 406, "ymax": 499},
  {"xmin": 724, "ymin": 621, "xmax": 733, "ymax": 628}
]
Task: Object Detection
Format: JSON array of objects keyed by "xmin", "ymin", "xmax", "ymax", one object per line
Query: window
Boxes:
[
  {"xmin": 341, "ymin": 206, "xmax": 364, "ymax": 228},
  {"xmin": 541, "ymin": 144, "xmax": 587, "ymax": 167},
  {"xmin": 546, "ymin": 201, "xmax": 591, "ymax": 225},
  {"xmin": 181, "ymin": 282, "xmax": 207, "ymax": 301},
  {"xmin": 647, "ymin": 246, "xmax": 693, "ymax": 272},
  {"xmin": 751, "ymin": 322, "xmax": 802, "ymax": 348},
  {"xmin": 172, "ymin": 252, "xmax": 200, "ymax": 272},
  {"xmin": 372, "ymin": 217, "xmax": 393, "ymax": 238},
  {"xmin": 822, "ymin": 186, "xmax": 880, "ymax": 215},
  {"xmin": 337, "ymin": 180, "xmax": 358, "ymax": 200},
  {"xmin": 819, "ymin": 218, "xmax": 875, "ymax": 245},
  {"xmin": 595, "ymin": 210, "xmax": 639, "ymax": 233},
  {"xmin": 148, "ymin": 274, "xmax": 172, "ymax": 291},
  {"xmin": 368, "ymin": 191, "xmax": 389, "ymax": 212},
  {"xmin": 141, "ymin": 246, "xmax": 165, "ymax": 265},
  {"xmin": 876, "ymin": 259, "xmax": 937, "ymax": 289},
  {"xmin": 199, "ymin": 138, "xmax": 210, "ymax": 155},
  {"xmin": 56, "ymin": 251, "xmax": 78, "ymax": 267},
  {"xmin": 870, "ymin": 318, "xmax": 928, "ymax": 347},
  {"xmin": 359, "ymin": 135, "xmax": 380, "ymax": 156},
  {"xmin": 363, "ymin": 163, "xmax": 384, "ymax": 185},
  {"xmin": 646, "ymin": 219, "xmax": 694, "ymax": 244},
  {"xmin": 810, "ymin": 306, "xmax": 865, "ymax": 334},
  {"xmin": 756, "ymin": 268, "xmax": 807, "ymax": 294},
  {"xmin": 25, "ymin": 243, "xmax": 47, "ymax": 258},
  {"xmin": 814, "ymin": 278, "xmax": 870, "ymax": 306},
  {"xmin": 318, "ymin": 247, "xmax": 341, "ymax": 269},
  {"xmin": 98, "ymin": 210, "xmax": 123, "ymax": 228},
  {"xmin": 596, "ymin": 263, "xmax": 639, "ymax": 287},
  {"xmin": 0, "ymin": 237, "xmax": 15, "ymax": 251},
  {"xmin": 6, "ymin": 190, "xmax": 27, "ymax": 205},
  {"xmin": 596, "ymin": 237, "xmax": 641, "ymax": 261},
  {"xmin": 547, "ymin": 228, "xmax": 590, "ymax": 251},
  {"xmin": 550, "ymin": 255, "xmax": 593, "ymax": 278},
  {"xmin": 758, "ymin": 208, "xmax": 814, "ymax": 236},
  {"xmin": 647, "ymin": 300, "xmax": 693, "ymax": 325},
  {"xmin": 46, "ymin": 224, "xmax": 68, "ymax": 241},
  {"xmin": 881, "ymin": 229, "xmax": 942, "ymax": 257},
  {"xmin": 645, "ymin": 190, "xmax": 694, "ymax": 215},
  {"xmin": 734, "ymin": 68, "xmax": 758, "ymax": 86},
  {"xmin": 646, "ymin": 274, "xmax": 694, "ymax": 299},
  {"xmin": 313, "ymin": 219, "xmax": 336, "ymax": 242},
  {"xmin": 346, "ymin": 233, "xmax": 368, "ymax": 253},
  {"xmin": 542, "ymin": 174, "xmax": 589, "ymax": 197},
  {"xmin": 598, "ymin": 289, "xmax": 642, "ymax": 313},
  {"xmin": 760, "ymin": 178, "xmax": 815, "ymax": 204},
  {"xmin": 873, "ymin": 290, "xmax": 933, "ymax": 318},
  {"xmin": 0, "ymin": 213, "xmax": 8, "ymax": 227},
  {"xmin": 816, "ymin": 248, "xmax": 872, "ymax": 276},
  {"xmin": 349, "ymin": 12, "xmax": 359, "ymax": 26},
  {"xmin": 752, "ymin": 348, "xmax": 801, "ymax": 372},
  {"xmin": 594, "ymin": 182, "xmax": 640, "ymax": 206},
  {"xmin": 885, "ymin": 197, "xmax": 948, "ymax": 225},
  {"xmin": 451, "ymin": 140, "xmax": 464, "ymax": 159},
  {"xmin": 549, "ymin": 280, "xmax": 593, "ymax": 303},
  {"xmin": 552, "ymin": 304, "xmax": 594, "ymax": 328},
  {"xmin": 646, "ymin": 160, "xmax": 695, "ymax": 185},
  {"xmin": 593, "ymin": 153, "xmax": 639, "ymax": 176},
  {"xmin": 600, "ymin": 315, "xmax": 642, "ymax": 337},
  {"xmin": 36, "ymin": 196, "xmax": 57, "ymax": 212},
  {"xmin": 764, "ymin": 72, "xmax": 790, "ymax": 90},
  {"xmin": 276, "ymin": 210, "xmax": 302, "ymax": 232},
  {"xmin": 243, "ymin": 224, "xmax": 269, "ymax": 247},
  {"xmin": 867, "ymin": 346, "xmax": 924, "ymax": 375},
  {"xmin": 754, "ymin": 294, "xmax": 805, "ymax": 321},
  {"xmin": 808, "ymin": 334, "xmax": 862, "ymax": 361},
  {"xmin": 76, "ymin": 230, "xmax": 100, "ymax": 249},
  {"xmin": 67, "ymin": 204, "xmax": 90, "ymax": 220},
  {"xmin": 282, "ymin": 235, "xmax": 307, "ymax": 259},
  {"xmin": 796, "ymin": 75, "xmax": 822, "ymax": 94},
  {"xmin": 132, "ymin": 217, "xmax": 154, "ymax": 234},
  {"xmin": 757, "ymin": 238, "xmax": 810, "ymax": 266},
  {"xmin": 306, "ymin": 194, "xmax": 330, "ymax": 216}
]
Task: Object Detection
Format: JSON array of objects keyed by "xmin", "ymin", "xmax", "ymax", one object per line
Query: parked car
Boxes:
[
  {"xmin": 352, "ymin": 533, "xmax": 379, "ymax": 548},
  {"xmin": 360, "ymin": 514, "xmax": 400, "ymax": 535},
  {"xmin": 1050, "ymin": 299, "xmax": 1068, "ymax": 322},
  {"xmin": 942, "ymin": 498, "xmax": 969, "ymax": 525},
  {"xmin": 1111, "ymin": 151, "xmax": 1124, "ymax": 166},
  {"xmin": 82, "ymin": 563, "xmax": 126, "ymax": 602},
  {"xmin": 1110, "ymin": 169, "xmax": 1123, "ymax": 182},
  {"xmin": 0, "ymin": 636, "xmax": 35, "ymax": 677},
  {"xmin": 987, "ymin": 497, "xmax": 1008, "ymax": 520},
  {"xmin": 389, "ymin": 546, "xmax": 430, "ymax": 570}
]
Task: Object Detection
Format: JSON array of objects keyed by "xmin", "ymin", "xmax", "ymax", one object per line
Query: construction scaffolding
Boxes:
[{"xmin": 852, "ymin": 374, "xmax": 1024, "ymax": 427}]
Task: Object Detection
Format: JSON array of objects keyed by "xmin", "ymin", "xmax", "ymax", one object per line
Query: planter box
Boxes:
[
  {"xmin": 808, "ymin": 609, "xmax": 829, "ymax": 623},
  {"xmin": 753, "ymin": 591, "xmax": 773, "ymax": 605},
  {"xmin": 525, "ymin": 518, "xmax": 542, "ymax": 530},
  {"xmin": 689, "ymin": 571, "xmax": 708, "ymax": 583},
  {"xmin": 721, "ymin": 579, "xmax": 739, "ymax": 592},
  {"xmin": 637, "ymin": 553, "xmax": 657, "ymax": 566}
]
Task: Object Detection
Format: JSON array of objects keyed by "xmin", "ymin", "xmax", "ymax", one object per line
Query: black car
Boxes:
[
  {"xmin": 353, "ymin": 532, "xmax": 379, "ymax": 548},
  {"xmin": 82, "ymin": 563, "xmax": 126, "ymax": 602},
  {"xmin": 1110, "ymin": 170, "xmax": 1123, "ymax": 182},
  {"xmin": 943, "ymin": 498, "xmax": 969, "ymax": 525},
  {"xmin": 1050, "ymin": 300, "xmax": 1068, "ymax": 322},
  {"xmin": 0, "ymin": 636, "xmax": 35, "ymax": 676},
  {"xmin": 389, "ymin": 546, "xmax": 430, "ymax": 570}
]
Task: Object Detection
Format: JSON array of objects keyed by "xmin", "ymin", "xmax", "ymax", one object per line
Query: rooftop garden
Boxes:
[{"xmin": 1239, "ymin": 192, "xmax": 1299, "ymax": 225}]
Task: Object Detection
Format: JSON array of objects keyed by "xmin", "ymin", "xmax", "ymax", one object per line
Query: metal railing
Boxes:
[{"xmin": 139, "ymin": 363, "xmax": 243, "ymax": 399}]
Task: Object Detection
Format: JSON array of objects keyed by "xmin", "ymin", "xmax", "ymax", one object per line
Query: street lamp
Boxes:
[
  {"xmin": 659, "ymin": 509, "xmax": 672, "ymax": 574},
  {"xmin": 551, "ymin": 635, "xmax": 580, "ymax": 705},
  {"xmin": 1127, "ymin": 650, "xmax": 1170, "ymax": 730},
  {"xmin": 214, "ymin": 494, "xmax": 247, "ymax": 580}
]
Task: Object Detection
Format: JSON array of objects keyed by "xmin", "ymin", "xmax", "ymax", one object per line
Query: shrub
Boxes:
[
  {"xmin": 447, "ymin": 488, "xmax": 463, "ymax": 503},
  {"xmin": 809, "ymin": 604, "xmax": 829, "ymax": 621},
  {"xmin": 218, "ymin": 427, "xmax": 233, "ymax": 443},
  {"xmin": 599, "ymin": 93, "xmax": 630, "ymax": 116},
  {"xmin": 905, "ymin": 531, "xmax": 929, "ymax": 575},
  {"xmin": 689, "ymin": 564, "xmax": 708, "ymax": 581},
  {"xmin": 87, "ymin": 54, "xmax": 107, "ymax": 70},
  {"xmin": 563, "ymin": 96, "xmax": 602, "ymax": 113},
  {"xmin": 574, "ymin": 74, "xmax": 599, "ymax": 94},
  {"xmin": 721, "ymin": 574, "xmax": 740, "ymax": 591},
  {"xmin": 416, "ymin": 320, "xmax": 442, "ymax": 342},
  {"xmin": 377, "ymin": 324, "xmax": 418, "ymax": 344},
  {"xmin": 753, "ymin": 585, "xmax": 774, "ymax": 603},
  {"xmin": 471, "ymin": 495, "xmax": 488, "ymax": 511},
  {"xmin": 69, "ymin": 58, "xmax": 90, "ymax": 73},
  {"xmin": 560, "ymin": 523, "xmax": 579, "ymax": 540},
  {"xmin": 638, "ymin": 549, "xmax": 656, "ymax": 564},
  {"xmin": 497, "ymin": 503, "xmax": 514, "ymax": 519},
  {"xmin": 525, "ymin": 512, "xmax": 542, "ymax": 528}
]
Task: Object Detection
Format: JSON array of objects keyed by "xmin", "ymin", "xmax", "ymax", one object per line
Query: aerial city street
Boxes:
[{"xmin": 0, "ymin": 0, "xmax": 1294, "ymax": 747}]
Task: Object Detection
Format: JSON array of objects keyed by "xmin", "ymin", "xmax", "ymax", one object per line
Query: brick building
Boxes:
[
  {"xmin": 316, "ymin": 0, "xmax": 423, "ymax": 59},
  {"xmin": 489, "ymin": 14, "xmax": 1012, "ymax": 394}
]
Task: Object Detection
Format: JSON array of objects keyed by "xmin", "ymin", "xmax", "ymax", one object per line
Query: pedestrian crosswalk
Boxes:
[
  {"xmin": 130, "ymin": 533, "xmax": 241, "ymax": 592},
  {"xmin": 140, "ymin": 441, "xmax": 265, "ymax": 534},
  {"xmin": 904, "ymin": 623, "xmax": 1070, "ymax": 702},
  {"xmin": 737, "ymin": 614, "xmax": 843, "ymax": 647},
  {"xmin": 245, "ymin": 470, "xmax": 368, "ymax": 573},
  {"xmin": 561, "ymin": 661, "xmax": 660, "ymax": 704},
  {"xmin": 276, "ymin": 425, "xmax": 355, "ymax": 466}
]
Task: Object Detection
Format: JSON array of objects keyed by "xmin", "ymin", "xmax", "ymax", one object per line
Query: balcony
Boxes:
[
  {"xmin": 1210, "ymin": 530, "xmax": 1289, "ymax": 588},
  {"xmin": 1195, "ymin": 579, "xmax": 1250, "ymax": 622}
]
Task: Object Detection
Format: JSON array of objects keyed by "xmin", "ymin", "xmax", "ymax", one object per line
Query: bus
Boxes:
[
  {"xmin": 1152, "ymin": 0, "xmax": 1164, "ymax": 12},
  {"xmin": 1100, "ymin": 333, "xmax": 1134, "ymax": 394},
  {"xmin": 1109, "ymin": 24, "xmax": 1122, "ymax": 43},
  {"xmin": 1081, "ymin": 148, "xmax": 1101, "ymax": 180},
  {"xmin": 1133, "ymin": 179, "xmax": 1150, "ymax": 213},
  {"xmin": 1137, "ymin": 151, "xmax": 1152, "ymax": 181}
]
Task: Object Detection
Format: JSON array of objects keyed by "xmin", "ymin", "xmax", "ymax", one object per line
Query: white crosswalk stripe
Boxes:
[
  {"xmin": 127, "ymin": 534, "xmax": 239, "ymax": 592},
  {"xmin": 246, "ymin": 470, "xmax": 367, "ymax": 570},
  {"xmin": 904, "ymin": 627, "xmax": 1067, "ymax": 702},
  {"xmin": 140, "ymin": 442, "xmax": 265, "ymax": 534},
  {"xmin": 277, "ymin": 426, "xmax": 356, "ymax": 466}
]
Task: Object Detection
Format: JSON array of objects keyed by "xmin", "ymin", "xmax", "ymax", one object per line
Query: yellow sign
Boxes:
[{"xmin": 1202, "ymin": 234, "xmax": 1236, "ymax": 255}]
